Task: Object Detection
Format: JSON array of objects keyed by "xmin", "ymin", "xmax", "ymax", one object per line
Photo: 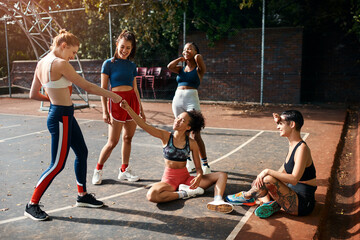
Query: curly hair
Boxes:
[
  {"xmin": 186, "ymin": 110, "xmax": 205, "ymax": 132},
  {"xmin": 185, "ymin": 42, "xmax": 200, "ymax": 54}
]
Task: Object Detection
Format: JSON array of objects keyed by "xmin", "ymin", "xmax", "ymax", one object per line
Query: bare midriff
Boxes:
[
  {"xmin": 164, "ymin": 159, "xmax": 187, "ymax": 169},
  {"xmin": 112, "ymin": 85, "xmax": 133, "ymax": 92},
  {"xmin": 177, "ymin": 86, "xmax": 196, "ymax": 90}
]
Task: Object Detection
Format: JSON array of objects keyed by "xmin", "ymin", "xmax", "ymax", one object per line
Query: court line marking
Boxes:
[
  {"xmin": 0, "ymin": 120, "xmax": 93, "ymax": 143},
  {"xmin": 225, "ymin": 131, "xmax": 311, "ymax": 239},
  {"xmin": 0, "ymin": 187, "xmax": 149, "ymax": 225},
  {"xmin": 209, "ymin": 131, "xmax": 264, "ymax": 166},
  {"xmin": 0, "ymin": 114, "xmax": 311, "ymax": 233},
  {"xmin": 0, "ymin": 130, "xmax": 263, "ymax": 225},
  {"xmin": 226, "ymin": 206, "xmax": 256, "ymax": 240},
  {"xmin": 0, "ymin": 124, "xmax": 21, "ymax": 129},
  {"xmin": 0, "ymin": 130, "xmax": 48, "ymax": 143},
  {"xmin": 0, "ymin": 113, "xmax": 310, "ymax": 135}
]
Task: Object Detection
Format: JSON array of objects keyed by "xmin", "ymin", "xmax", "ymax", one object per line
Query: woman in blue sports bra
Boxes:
[
  {"xmin": 226, "ymin": 110, "xmax": 317, "ymax": 218},
  {"xmin": 26, "ymin": 29, "xmax": 122, "ymax": 221},
  {"xmin": 167, "ymin": 42, "xmax": 211, "ymax": 176},
  {"xmin": 120, "ymin": 100, "xmax": 234, "ymax": 214}
]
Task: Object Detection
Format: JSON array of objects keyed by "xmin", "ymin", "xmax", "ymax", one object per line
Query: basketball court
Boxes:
[
  {"xmin": 0, "ymin": 98, "xmax": 349, "ymax": 239},
  {"xmin": 0, "ymin": 108, "xmax": 309, "ymax": 239}
]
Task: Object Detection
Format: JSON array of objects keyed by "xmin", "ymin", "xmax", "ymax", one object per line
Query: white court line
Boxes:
[
  {"xmin": 0, "ymin": 124, "xmax": 21, "ymax": 129},
  {"xmin": 209, "ymin": 131, "xmax": 264, "ymax": 166},
  {"xmin": 0, "ymin": 120, "xmax": 93, "ymax": 143},
  {"xmin": 208, "ymin": 130, "xmax": 264, "ymax": 240},
  {"xmin": 0, "ymin": 130, "xmax": 48, "ymax": 143},
  {"xmin": 0, "ymin": 116, "xmax": 310, "ymax": 232},
  {"xmin": 226, "ymin": 206, "xmax": 256, "ymax": 240},
  {"xmin": 0, "ymin": 185, "xmax": 152, "ymax": 225},
  {"xmin": 0, "ymin": 129, "xmax": 263, "ymax": 225},
  {"xmin": 225, "ymin": 131, "xmax": 311, "ymax": 240},
  {"xmin": 0, "ymin": 113, "xmax": 309, "ymax": 135},
  {"xmin": 303, "ymin": 132, "xmax": 310, "ymax": 140}
]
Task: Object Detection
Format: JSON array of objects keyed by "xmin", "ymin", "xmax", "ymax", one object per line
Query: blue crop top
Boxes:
[
  {"xmin": 101, "ymin": 58, "xmax": 137, "ymax": 88},
  {"xmin": 284, "ymin": 141, "xmax": 316, "ymax": 181},
  {"xmin": 176, "ymin": 67, "xmax": 200, "ymax": 89},
  {"xmin": 163, "ymin": 133, "xmax": 190, "ymax": 162}
]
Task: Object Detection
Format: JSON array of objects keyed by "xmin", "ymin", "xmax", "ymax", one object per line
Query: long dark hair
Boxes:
[{"xmin": 112, "ymin": 30, "xmax": 136, "ymax": 62}]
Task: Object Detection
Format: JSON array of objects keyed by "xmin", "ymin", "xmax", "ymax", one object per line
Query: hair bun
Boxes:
[{"xmin": 59, "ymin": 29, "xmax": 67, "ymax": 34}]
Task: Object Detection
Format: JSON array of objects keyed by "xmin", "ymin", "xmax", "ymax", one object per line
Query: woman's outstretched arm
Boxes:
[{"xmin": 120, "ymin": 100, "xmax": 169, "ymax": 143}]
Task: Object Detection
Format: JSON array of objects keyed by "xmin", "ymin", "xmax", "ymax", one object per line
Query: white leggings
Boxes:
[{"xmin": 172, "ymin": 89, "xmax": 201, "ymax": 117}]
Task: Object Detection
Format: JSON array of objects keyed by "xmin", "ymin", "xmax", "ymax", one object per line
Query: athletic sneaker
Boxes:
[
  {"xmin": 76, "ymin": 193, "xmax": 104, "ymax": 208},
  {"xmin": 92, "ymin": 169, "xmax": 103, "ymax": 185},
  {"xmin": 225, "ymin": 191, "xmax": 256, "ymax": 206},
  {"xmin": 118, "ymin": 167, "xmax": 140, "ymax": 182},
  {"xmin": 186, "ymin": 158, "xmax": 196, "ymax": 173},
  {"xmin": 24, "ymin": 203, "xmax": 49, "ymax": 221},
  {"xmin": 254, "ymin": 201, "xmax": 281, "ymax": 218},
  {"xmin": 202, "ymin": 164, "xmax": 212, "ymax": 175},
  {"xmin": 178, "ymin": 184, "xmax": 205, "ymax": 199},
  {"xmin": 207, "ymin": 200, "xmax": 234, "ymax": 214}
]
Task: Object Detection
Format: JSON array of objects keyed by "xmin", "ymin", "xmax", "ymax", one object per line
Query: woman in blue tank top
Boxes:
[
  {"xmin": 226, "ymin": 110, "xmax": 317, "ymax": 218},
  {"xmin": 120, "ymin": 100, "xmax": 234, "ymax": 214},
  {"xmin": 167, "ymin": 42, "xmax": 211, "ymax": 176}
]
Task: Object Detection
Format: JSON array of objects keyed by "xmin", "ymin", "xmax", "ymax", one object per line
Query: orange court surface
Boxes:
[{"xmin": 0, "ymin": 96, "xmax": 359, "ymax": 239}]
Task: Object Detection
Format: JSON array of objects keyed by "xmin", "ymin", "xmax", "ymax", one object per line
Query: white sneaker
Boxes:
[
  {"xmin": 207, "ymin": 200, "xmax": 234, "ymax": 213},
  {"xmin": 202, "ymin": 164, "xmax": 212, "ymax": 175},
  {"xmin": 92, "ymin": 169, "xmax": 103, "ymax": 185},
  {"xmin": 186, "ymin": 158, "xmax": 196, "ymax": 173},
  {"xmin": 178, "ymin": 184, "xmax": 204, "ymax": 199},
  {"xmin": 118, "ymin": 167, "xmax": 140, "ymax": 182}
]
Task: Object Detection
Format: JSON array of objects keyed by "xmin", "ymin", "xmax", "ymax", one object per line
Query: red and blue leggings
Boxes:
[{"xmin": 31, "ymin": 104, "xmax": 88, "ymax": 204}]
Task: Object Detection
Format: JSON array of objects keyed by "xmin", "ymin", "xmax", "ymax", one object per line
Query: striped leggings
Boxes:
[{"xmin": 30, "ymin": 104, "xmax": 88, "ymax": 204}]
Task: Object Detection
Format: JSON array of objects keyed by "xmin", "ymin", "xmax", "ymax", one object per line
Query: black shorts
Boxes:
[{"xmin": 288, "ymin": 183, "xmax": 317, "ymax": 216}]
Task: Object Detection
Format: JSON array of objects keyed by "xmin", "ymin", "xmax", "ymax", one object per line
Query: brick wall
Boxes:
[
  {"xmin": 10, "ymin": 60, "xmax": 103, "ymax": 89},
  {"xmin": 9, "ymin": 59, "xmax": 177, "ymax": 99},
  {"xmin": 9, "ymin": 27, "xmax": 303, "ymax": 103},
  {"xmin": 183, "ymin": 28, "xmax": 303, "ymax": 104},
  {"xmin": 301, "ymin": 29, "xmax": 360, "ymax": 103}
]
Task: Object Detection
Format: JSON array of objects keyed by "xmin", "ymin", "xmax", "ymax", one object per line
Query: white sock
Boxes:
[
  {"xmin": 177, "ymin": 191, "xmax": 188, "ymax": 199},
  {"xmin": 214, "ymin": 195, "xmax": 222, "ymax": 202}
]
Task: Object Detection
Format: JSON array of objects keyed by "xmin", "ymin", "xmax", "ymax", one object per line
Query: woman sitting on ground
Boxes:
[
  {"xmin": 120, "ymin": 100, "xmax": 234, "ymax": 213},
  {"xmin": 226, "ymin": 110, "xmax": 317, "ymax": 218}
]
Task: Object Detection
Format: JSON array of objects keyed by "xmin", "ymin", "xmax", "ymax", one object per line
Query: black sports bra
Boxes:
[
  {"xmin": 162, "ymin": 133, "xmax": 190, "ymax": 162},
  {"xmin": 284, "ymin": 141, "xmax": 316, "ymax": 181}
]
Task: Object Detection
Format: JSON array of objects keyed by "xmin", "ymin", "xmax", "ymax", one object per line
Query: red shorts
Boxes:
[
  {"xmin": 161, "ymin": 167, "xmax": 195, "ymax": 191},
  {"xmin": 109, "ymin": 89, "xmax": 140, "ymax": 123}
]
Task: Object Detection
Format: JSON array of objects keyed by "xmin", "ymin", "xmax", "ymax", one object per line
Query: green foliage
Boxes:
[
  {"xmin": 83, "ymin": 0, "xmax": 188, "ymax": 66},
  {"xmin": 187, "ymin": 0, "xmax": 259, "ymax": 45},
  {"xmin": 1, "ymin": 0, "xmax": 360, "ymax": 78}
]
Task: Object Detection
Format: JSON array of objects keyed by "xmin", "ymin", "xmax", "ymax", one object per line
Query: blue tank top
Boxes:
[
  {"xmin": 176, "ymin": 67, "xmax": 200, "ymax": 89},
  {"xmin": 101, "ymin": 58, "xmax": 137, "ymax": 88},
  {"xmin": 163, "ymin": 133, "xmax": 190, "ymax": 162},
  {"xmin": 284, "ymin": 141, "xmax": 316, "ymax": 181}
]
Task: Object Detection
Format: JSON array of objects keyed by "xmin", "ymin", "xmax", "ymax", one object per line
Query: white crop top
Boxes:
[{"xmin": 42, "ymin": 58, "xmax": 72, "ymax": 88}]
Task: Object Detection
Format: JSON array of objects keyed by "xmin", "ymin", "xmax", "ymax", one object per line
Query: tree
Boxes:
[
  {"xmin": 82, "ymin": 0, "xmax": 188, "ymax": 66},
  {"xmin": 1, "ymin": 0, "xmax": 360, "ymax": 78}
]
